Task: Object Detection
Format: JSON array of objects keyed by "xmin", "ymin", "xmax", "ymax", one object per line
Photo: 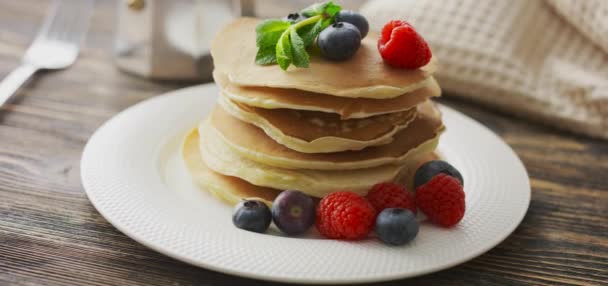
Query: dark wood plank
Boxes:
[{"xmin": 0, "ymin": 1, "xmax": 606, "ymax": 285}]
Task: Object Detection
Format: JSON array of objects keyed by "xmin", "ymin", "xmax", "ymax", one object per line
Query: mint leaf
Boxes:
[
  {"xmin": 320, "ymin": 17, "xmax": 334, "ymax": 29},
  {"xmin": 255, "ymin": 45, "xmax": 277, "ymax": 65},
  {"xmin": 256, "ymin": 19, "xmax": 291, "ymax": 47},
  {"xmin": 299, "ymin": 20, "xmax": 323, "ymax": 47},
  {"xmin": 290, "ymin": 29, "xmax": 309, "ymax": 68},
  {"xmin": 323, "ymin": 2, "xmax": 342, "ymax": 17},
  {"xmin": 301, "ymin": 1, "xmax": 341, "ymax": 17},
  {"xmin": 301, "ymin": 1, "xmax": 330, "ymax": 17},
  {"xmin": 276, "ymin": 31, "xmax": 292, "ymax": 70},
  {"xmin": 256, "ymin": 19, "xmax": 291, "ymax": 33}
]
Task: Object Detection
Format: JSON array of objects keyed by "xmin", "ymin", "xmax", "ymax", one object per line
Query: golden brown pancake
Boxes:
[
  {"xmin": 231, "ymin": 100, "xmax": 416, "ymax": 141},
  {"xmin": 184, "ymin": 128, "xmax": 441, "ymax": 203},
  {"xmin": 214, "ymin": 71, "xmax": 440, "ymax": 119},
  {"xmin": 199, "ymin": 120, "xmax": 433, "ymax": 197},
  {"xmin": 208, "ymin": 100, "xmax": 444, "ymax": 170},
  {"xmin": 218, "ymin": 95, "xmax": 418, "ymax": 153},
  {"xmin": 182, "ymin": 129, "xmax": 281, "ymax": 206},
  {"xmin": 211, "ymin": 18, "xmax": 437, "ymax": 99}
]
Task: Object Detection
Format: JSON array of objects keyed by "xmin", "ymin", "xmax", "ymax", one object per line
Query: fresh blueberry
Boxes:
[
  {"xmin": 232, "ymin": 199, "xmax": 271, "ymax": 233},
  {"xmin": 317, "ymin": 22, "xmax": 361, "ymax": 61},
  {"xmin": 375, "ymin": 208, "xmax": 419, "ymax": 245},
  {"xmin": 414, "ymin": 160, "xmax": 464, "ymax": 188},
  {"xmin": 283, "ymin": 12, "xmax": 307, "ymax": 24},
  {"xmin": 336, "ymin": 10, "xmax": 369, "ymax": 39},
  {"xmin": 272, "ymin": 190, "xmax": 315, "ymax": 235}
]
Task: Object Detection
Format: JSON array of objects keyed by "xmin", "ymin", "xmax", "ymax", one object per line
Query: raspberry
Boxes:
[
  {"xmin": 316, "ymin": 191, "xmax": 376, "ymax": 240},
  {"xmin": 416, "ymin": 173, "xmax": 465, "ymax": 227},
  {"xmin": 377, "ymin": 20, "xmax": 432, "ymax": 69},
  {"xmin": 366, "ymin": 183, "xmax": 416, "ymax": 214}
]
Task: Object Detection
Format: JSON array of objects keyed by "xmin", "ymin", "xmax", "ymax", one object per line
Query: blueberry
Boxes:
[
  {"xmin": 375, "ymin": 208, "xmax": 419, "ymax": 245},
  {"xmin": 317, "ymin": 22, "xmax": 361, "ymax": 61},
  {"xmin": 272, "ymin": 190, "xmax": 315, "ymax": 235},
  {"xmin": 414, "ymin": 160, "xmax": 464, "ymax": 188},
  {"xmin": 336, "ymin": 10, "xmax": 369, "ymax": 39},
  {"xmin": 232, "ymin": 199, "xmax": 271, "ymax": 233},
  {"xmin": 283, "ymin": 12, "xmax": 307, "ymax": 24}
]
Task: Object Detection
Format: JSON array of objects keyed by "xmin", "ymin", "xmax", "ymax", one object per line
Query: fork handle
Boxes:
[{"xmin": 0, "ymin": 64, "xmax": 38, "ymax": 108}]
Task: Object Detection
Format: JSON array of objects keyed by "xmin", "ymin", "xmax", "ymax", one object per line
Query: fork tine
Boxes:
[
  {"xmin": 32, "ymin": 0, "xmax": 61, "ymax": 43},
  {"xmin": 55, "ymin": 1, "xmax": 78, "ymax": 43},
  {"xmin": 22, "ymin": 0, "xmax": 94, "ymax": 69},
  {"xmin": 61, "ymin": 0, "xmax": 93, "ymax": 46},
  {"xmin": 44, "ymin": 0, "xmax": 72, "ymax": 42},
  {"xmin": 65, "ymin": 0, "xmax": 94, "ymax": 46},
  {"xmin": 41, "ymin": 0, "xmax": 93, "ymax": 46}
]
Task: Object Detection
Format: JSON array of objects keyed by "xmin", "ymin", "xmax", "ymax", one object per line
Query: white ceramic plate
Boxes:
[{"xmin": 81, "ymin": 83, "xmax": 530, "ymax": 284}]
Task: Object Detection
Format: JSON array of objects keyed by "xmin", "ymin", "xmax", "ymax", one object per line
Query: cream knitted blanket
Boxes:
[{"xmin": 361, "ymin": 0, "xmax": 608, "ymax": 139}]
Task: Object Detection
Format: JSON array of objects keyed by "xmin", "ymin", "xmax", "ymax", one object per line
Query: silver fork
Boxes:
[{"xmin": 0, "ymin": 0, "xmax": 94, "ymax": 108}]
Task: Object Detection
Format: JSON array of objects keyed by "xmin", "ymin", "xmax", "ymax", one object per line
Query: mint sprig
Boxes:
[
  {"xmin": 301, "ymin": 1, "xmax": 341, "ymax": 18},
  {"xmin": 255, "ymin": 1, "xmax": 342, "ymax": 70}
]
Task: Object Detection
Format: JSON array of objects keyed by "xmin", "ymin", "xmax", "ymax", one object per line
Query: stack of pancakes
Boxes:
[{"xmin": 183, "ymin": 18, "xmax": 445, "ymax": 206}]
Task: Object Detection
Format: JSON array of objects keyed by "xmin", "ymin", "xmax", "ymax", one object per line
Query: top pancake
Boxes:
[
  {"xmin": 211, "ymin": 18, "xmax": 437, "ymax": 99},
  {"xmin": 215, "ymin": 71, "xmax": 440, "ymax": 119}
]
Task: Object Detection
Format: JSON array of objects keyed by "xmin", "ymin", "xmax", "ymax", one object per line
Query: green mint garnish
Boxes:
[
  {"xmin": 255, "ymin": 1, "xmax": 342, "ymax": 70},
  {"xmin": 290, "ymin": 29, "xmax": 309, "ymax": 68},
  {"xmin": 301, "ymin": 1, "xmax": 342, "ymax": 18},
  {"xmin": 276, "ymin": 29, "xmax": 293, "ymax": 69}
]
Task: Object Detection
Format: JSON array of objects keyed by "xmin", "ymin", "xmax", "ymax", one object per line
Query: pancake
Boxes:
[
  {"xmin": 208, "ymin": 100, "xmax": 443, "ymax": 170},
  {"xmin": 214, "ymin": 71, "xmax": 441, "ymax": 119},
  {"xmin": 199, "ymin": 120, "xmax": 434, "ymax": 198},
  {"xmin": 219, "ymin": 95, "xmax": 417, "ymax": 153},
  {"xmin": 211, "ymin": 17, "xmax": 437, "ymax": 99},
  {"xmin": 183, "ymin": 129, "xmax": 281, "ymax": 206},
  {"xmin": 185, "ymin": 129, "xmax": 439, "ymax": 204}
]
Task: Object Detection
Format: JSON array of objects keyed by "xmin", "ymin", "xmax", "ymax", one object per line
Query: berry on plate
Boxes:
[
  {"xmin": 232, "ymin": 199, "xmax": 272, "ymax": 233},
  {"xmin": 272, "ymin": 190, "xmax": 316, "ymax": 235},
  {"xmin": 416, "ymin": 173, "xmax": 465, "ymax": 227},
  {"xmin": 318, "ymin": 22, "xmax": 361, "ymax": 61},
  {"xmin": 414, "ymin": 160, "xmax": 464, "ymax": 188},
  {"xmin": 336, "ymin": 10, "xmax": 369, "ymax": 39},
  {"xmin": 377, "ymin": 20, "xmax": 431, "ymax": 69},
  {"xmin": 375, "ymin": 208, "xmax": 419, "ymax": 246},
  {"xmin": 366, "ymin": 182, "xmax": 416, "ymax": 214},
  {"xmin": 316, "ymin": 191, "xmax": 376, "ymax": 240}
]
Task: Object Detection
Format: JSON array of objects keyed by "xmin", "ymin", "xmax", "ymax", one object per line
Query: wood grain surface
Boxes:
[{"xmin": 0, "ymin": 1, "xmax": 607, "ymax": 285}]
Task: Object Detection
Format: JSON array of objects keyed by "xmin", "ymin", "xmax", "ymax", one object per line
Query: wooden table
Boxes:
[{"xmin": 1, "ymin": 1, "xmax": 606, "ymax": 285}]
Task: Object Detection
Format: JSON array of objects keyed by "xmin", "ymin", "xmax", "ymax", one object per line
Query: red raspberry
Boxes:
[
  {"xmin": 366, "ymin": 182, "xmax": 416, "ymax": 214},
  {"xmin": 416, "ymin": 173, "xmax": 465, "ymax": 227},
  {"xmin": 316, "ymin": 191, "xmax": 376, "ymax": 240},
  {"xmin": 378, "ymin": 20, "xmax": 432, "ymax": 69}
]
